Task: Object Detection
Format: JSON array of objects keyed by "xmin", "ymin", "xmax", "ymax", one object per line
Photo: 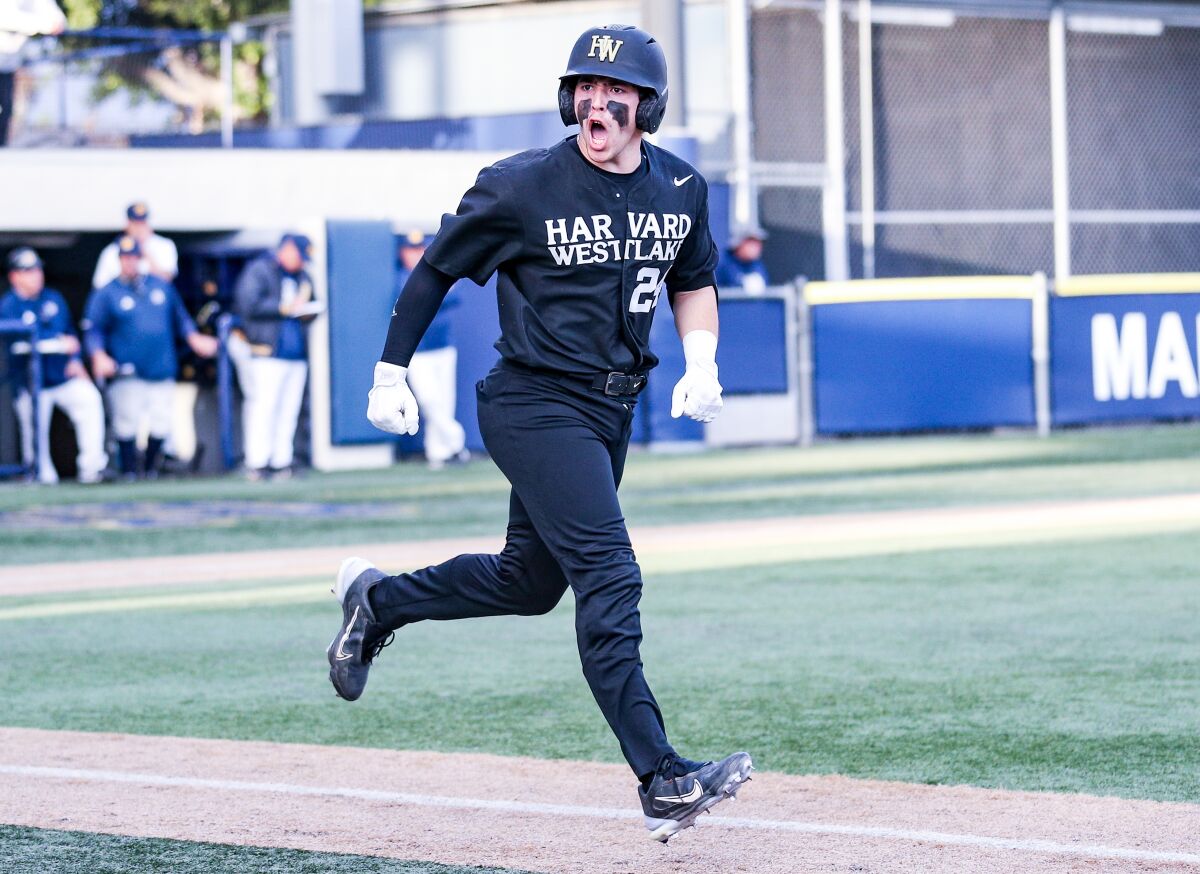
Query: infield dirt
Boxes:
[{"xmin": 1, "ymin": 727, "xmax": 1197, "ymax": 873}]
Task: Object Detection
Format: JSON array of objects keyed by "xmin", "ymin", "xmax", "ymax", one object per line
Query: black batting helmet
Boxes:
[{"xmin": 558, "ymin": 24, "xmax": 669, "ymax": 134}]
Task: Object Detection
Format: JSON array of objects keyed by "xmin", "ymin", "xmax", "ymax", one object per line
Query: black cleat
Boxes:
[
  {"xmin": 639, "ymin": 752, "xmax": 754, "ymax": 843},
  {"xmin": 327, "ymin": 557, "xmax": 393, "ymax": 701}
]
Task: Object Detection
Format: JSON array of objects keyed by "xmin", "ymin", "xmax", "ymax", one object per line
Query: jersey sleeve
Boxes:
[
  {"xmin": 423, "ymin": 165, "xmax": 525, "ymax": 286},
  {"xmin": 47, "ymin": 291, "xmax": 75, "ymax": 338},
  {"xmin": 380, "ymin": 259, "xmax": 458, "ymax": 367},
  {"xmin": 46, "ymin": 292, "xmax": 81, "ymax": 361},
  {"xmin": 666, "ymin": 177, "xmax": 719, "ymax": 297},
  {"xmin": 0, "ymin": 295, "xmax": 19, "ymax": 354},
  {"xmin": 169, "ymin": 286, "xmax": 198, "ymax": 338},
  {"xmin": 82, "ymin": 288, "xmax": 111, "ymax": 354}
]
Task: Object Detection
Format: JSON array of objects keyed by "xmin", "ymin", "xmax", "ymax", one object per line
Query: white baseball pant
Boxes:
[
  {"xmin": 242, "ymin": 357, "xmax": 307, "ymax": 470},
  {"xmin": 109, "ymin": 377, "xmax": 175, "ymax": 441},
  {"xmin": 407, "ymin": 346, "xmax": 467, "ymax": 464},
  {"xmin": 14, "ymin": 377, "xmax": 108, "ymax": 483}
]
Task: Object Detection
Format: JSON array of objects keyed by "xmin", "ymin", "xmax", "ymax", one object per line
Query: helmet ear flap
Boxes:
[
  {"xmin": 558, "ymin": 81, "xmax": 578, "ymax": 127},
  {"xmin": 635, "ymin": 88, "xmax": 668, "ymax": 134}
]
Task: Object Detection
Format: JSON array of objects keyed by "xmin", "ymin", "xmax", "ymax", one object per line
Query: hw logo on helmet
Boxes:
[{"xmin": 588, "ymin": 34, "xmax": 623, "ymax": 62}]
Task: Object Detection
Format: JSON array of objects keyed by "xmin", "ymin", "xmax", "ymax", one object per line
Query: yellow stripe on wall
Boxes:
[
  {"xmin": 1055, "ymin": 273, "xmax": 1200, "ymax": 297},
  {"xmin": 805, "ymin": 275, "xmax": 1039, "ymax": 305}
]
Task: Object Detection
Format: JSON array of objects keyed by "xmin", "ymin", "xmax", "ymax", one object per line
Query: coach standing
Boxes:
[
  {"xmin": 1, "ymin": 246, "xmax": 106, "ymax": 483},
  {"xmin": 393, "ymin": 229, "xmax": 468, "ymax": 470},
  {"xmin": 84, "ymin": 235, "xmax": 217, "ymax": 478},
  {"xmin": 232, "ymin": 233, "xmax": 321, "ymax": 480},
  {"xmin": 92, "ymin": 202, "xmax": 179, "ymax": 289}
]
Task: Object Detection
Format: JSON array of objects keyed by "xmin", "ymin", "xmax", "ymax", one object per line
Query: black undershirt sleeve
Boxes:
[{"xmin": 380, "ymin": 258, "xmax": 458, "ymax": 367}]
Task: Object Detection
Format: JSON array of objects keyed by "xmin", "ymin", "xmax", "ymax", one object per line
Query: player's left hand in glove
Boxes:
[
  {"xmin": 671, "ymin": 329, "xmax": 723, "ymax": 424},
  {"xmin": 367, "ymin": 361, "xmax": 420, "ymax": 435}
]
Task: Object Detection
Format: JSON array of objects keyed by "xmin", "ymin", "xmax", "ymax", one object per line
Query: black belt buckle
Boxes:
[{"xmin": 603, "ymin": 372, "xmax": 645, "ymax": 397}]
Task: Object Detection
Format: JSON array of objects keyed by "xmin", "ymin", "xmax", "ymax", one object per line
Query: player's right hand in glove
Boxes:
[
  {"xmin": 671, "ymin": 329, "xmax": 723, "ymax": 424},
  {"xmin": 367, "ymin": 361, "xmax": 420, "ymax": 435}
]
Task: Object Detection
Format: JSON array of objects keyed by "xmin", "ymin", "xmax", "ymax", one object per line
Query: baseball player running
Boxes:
[{"xmin": 328, "ymin": 24, "xmax": 752, "ymax": 842}]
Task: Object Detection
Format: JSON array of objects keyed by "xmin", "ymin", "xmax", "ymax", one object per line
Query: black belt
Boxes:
[
  {"xmin": 500, "ymin": 360, "xmax": 647, "ymax": 398},
  {"xmin": 590, "ymin": 371, "xmax": 647, "ymax": 397}
]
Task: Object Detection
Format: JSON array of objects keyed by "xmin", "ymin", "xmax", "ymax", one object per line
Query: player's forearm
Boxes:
[
  {"xmin": 672, "ymin": 286, "xmax": 718, "ymax": 341},
  {"xmin": 380, "ymin": 259, "xmax": 457, "ymax": 367}
]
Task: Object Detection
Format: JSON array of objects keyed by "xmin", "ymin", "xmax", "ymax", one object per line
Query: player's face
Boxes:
[
  {"xmin": 118, "ymin": 253, "xmax": 140, "ymax": 279},
  {"xmin": 8, "ymin": 266, "xmax": 43, "ymax": 297},
  {"xmin": 277, "ymin": 242, "xmax": 303, "ymax": 273},
  {"xmin": 574, "ymin": 76, "xmax": 642, "ymax": 173},
  {"xmin": 399, "ymin": 244, "xmax": 424, "ymax": 271},
  {"xmin": 734, "ymin": 238, "xmax": 763, "ymax": 262}
]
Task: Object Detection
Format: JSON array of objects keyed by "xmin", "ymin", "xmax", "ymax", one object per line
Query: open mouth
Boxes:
[{"xmin": 587, "ymin": 118, "xmax": 609, "ymax": 150}]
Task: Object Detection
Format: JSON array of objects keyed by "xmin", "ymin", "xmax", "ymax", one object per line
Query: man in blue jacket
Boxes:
[
  {"xmin": 84, "ymin": 235, "xmax": 217, "ymax": 478},
  {"xmin": 1, "ymin": 247, "xmax": 106, "ymax": 483},
  {"xmin": 715, "ymin": 223, "xmax": 770, "ymax": 295},
  {"xmin": 393, "ymin": 229, "xmax": 468, "ymax": 470},
  {"xmin": 232, "ymin": 233, "xmax": 321, "ymax": 480}
]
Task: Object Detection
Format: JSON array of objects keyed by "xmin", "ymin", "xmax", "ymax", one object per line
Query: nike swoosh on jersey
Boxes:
[
  {"xmin": 655, "ymin": 781, "xmax": 704, "ymax": 804},
  {"xmin": 335, "ymin": 605, "xmax": 360, "ymax": 661},
  {"xmin": 673, "ymin": 175, "xmax": 694, "ymax": 187}
]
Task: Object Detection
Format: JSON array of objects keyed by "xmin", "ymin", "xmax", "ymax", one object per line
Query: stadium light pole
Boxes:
[
  {"xmin": 727, "ymin": 0, "xmax": 755, "ymax": 228},
  {"xmin": 822, "ymin": 0, "xmax": 850, "ymax": 281},
  {"xmin": 220, "ymin": 29, "xmax": 235, "ymax": 148},
  {"xmin": 1049, "ymin": 2, "xmax": 1071, "ymax": 280},
  {"xmin": 858, "ymin": 0, "xmax": 876, "ymax": 279}
]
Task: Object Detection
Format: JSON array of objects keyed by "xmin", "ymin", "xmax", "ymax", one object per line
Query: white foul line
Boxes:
[{"xmin": 1, "ymin": 764, "xmax": 1197, "ymax": 865}]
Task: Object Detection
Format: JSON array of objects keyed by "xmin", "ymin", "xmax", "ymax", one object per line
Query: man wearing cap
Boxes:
[
  {"xmin": 394, "ymin": 229, "xmax": 468, "ymax": 470},
  {"xmin": 84, "ymin": 234, "xmax": 217, "ymax": 478},
  {"xmin": 715, "ymin": 223, "xmax": 770, "ymax": 296},
  {"xmin": 91, "ymin": 202, "xmax": 179, "ymax": 289},
  {"xmin": 0, "ymin": 246, "xmax": 106, "ymax": 482},
  {"xmin": 232, "ymin": 233, "xmax": 322, "ymax": 479}
]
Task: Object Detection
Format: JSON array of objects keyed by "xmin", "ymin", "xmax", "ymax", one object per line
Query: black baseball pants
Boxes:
[{"xmin": 369, "ymin": 362, "xmax": 675, "ymax": 778}]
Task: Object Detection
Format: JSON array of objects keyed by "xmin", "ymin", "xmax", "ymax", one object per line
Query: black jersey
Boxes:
[{"xmin": 423, "ymin": 136, "xmax": 718, "ymax": 376}]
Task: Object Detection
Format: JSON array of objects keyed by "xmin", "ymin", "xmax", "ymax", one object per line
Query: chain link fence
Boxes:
[
  {"xmin": 1066, "ymin": 21, "xmax": 1200, "ymax": 273},
  {"xmin": 750, "ymin": 1, "xmax": 1200, "ymax": 281}
]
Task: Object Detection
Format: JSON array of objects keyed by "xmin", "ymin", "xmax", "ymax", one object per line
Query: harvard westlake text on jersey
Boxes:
[
  {"xmin": 544, "ymin": 212, "xmax": 693, "ymax": 268},
  {"xmin": 424, "ymin": 136, "xmax": 718, "ymax": 376}
]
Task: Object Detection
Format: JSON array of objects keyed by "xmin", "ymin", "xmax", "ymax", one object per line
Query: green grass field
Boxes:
[
  {"xmin": 0, "ymin": 825, "xmax": 534, "ymax": 874},
  {"xmin": 3, "ymin": 425, "xmax": 1200, "ymax": 564},
  {"xmin": 2, "ymin": 426, "xmax": 1199, "ymax": 870}
]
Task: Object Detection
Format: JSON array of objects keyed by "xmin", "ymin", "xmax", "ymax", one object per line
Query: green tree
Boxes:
[{"xmin": 60, "ymin": 0, "xmax": 325, "ymax": 131}]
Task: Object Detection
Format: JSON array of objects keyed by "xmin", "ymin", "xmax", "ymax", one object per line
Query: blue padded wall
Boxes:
[
  {"xmin": 327, "ymin": 220, "xmax": 398, "ymax": 445},
  {"xmin": 1051, "ymin": 292, "xmax": 1200, "ymax": 425},
  {"xmin": 813, "ymin": 298, "xmax": 1035, "ymax": 433}
]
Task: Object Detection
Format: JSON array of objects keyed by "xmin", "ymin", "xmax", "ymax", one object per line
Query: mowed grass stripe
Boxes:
[
  {"xmin": 0, "ymin": 581, "xmax": 328, "ymax": 620},
  {"xmin": 4, "ymin": 495, "xmax": 1200, "ymax": 620}
]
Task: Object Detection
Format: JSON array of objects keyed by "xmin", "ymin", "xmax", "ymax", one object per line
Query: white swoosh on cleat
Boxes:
[
  {"xmin": 334, "ymin": 606, "xmax": 359, "ymax": 661},
  {"xmin": 655, "ymin": 781, "xmax": 703, "ymax": 804}
]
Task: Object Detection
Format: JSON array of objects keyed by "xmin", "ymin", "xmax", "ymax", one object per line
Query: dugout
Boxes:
[
  {"xmin": 4, "ymin": 146, "xmax": 763, "ymax": 476},
  {"xmin": 0, "ymin": 148, "xmax": 495, "ymax": 474}
]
